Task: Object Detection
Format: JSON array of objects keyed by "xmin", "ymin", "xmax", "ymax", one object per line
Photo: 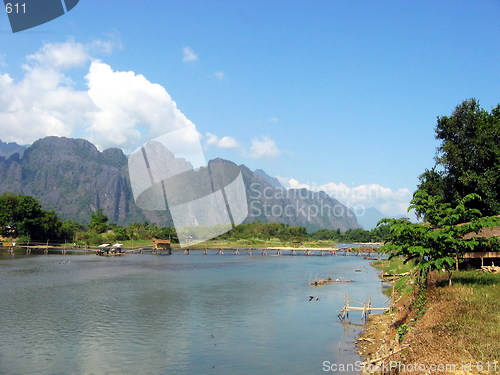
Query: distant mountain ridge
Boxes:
[
  {"xmin": 253, "ymin": 169, "xmax": 283, "ymax": 188},
  {"xmin": 355, "ymin": 206, "xmax": 411, "ymax": 229},
  {"xmin": 0, "ymin": 136, "xmax": 359, "ymax": 231},
  {"xmin": 0, "ymin": 139, "xmax": 27, "ymax": 158}
]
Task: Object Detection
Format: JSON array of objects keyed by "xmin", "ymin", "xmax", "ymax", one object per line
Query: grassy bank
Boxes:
[
  {"xmin": 397, "ymin": 271, "xmax": 499, "ymax": 372},
  {"xmin": 359, "ymin": 257, "xmax": 500, "ymax": 374}
]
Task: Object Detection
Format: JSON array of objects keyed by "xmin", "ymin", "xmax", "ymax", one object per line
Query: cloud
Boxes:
[
  {"xmin": 0, "ymin": 38, "xmax": 198, "ymax": 152},
  {"xmin": 0, "ymin": 40, "xmax": 95, "ymax": 144},
  {"xmin": 218, "ymin": 136, "xmax": 238, "ymax": 148},
  {"xmin": 85, "ymin": 61, "xmax": 196, "ymax": 149},
  {"xmin": 249, "ymin": 136, "xmax": 281, "ymax": 159},
  {"xmin": 182, "ymin": 47, "xmax": 198, "ymax": 62},
  {"xmin": 27, "ymin": 38, "xmax": 89, "ymax": 69},
  {"xmin": 204, "ymin": 133, "xmax": 239, "ymax": 149},
  {"xmin": 88, "ymin": 32, "xmax": 122, "ymax": 55},
  {"xmin": 214, "ymin": 71, "xmax": 224, "ymax": 80},
  {"xmin": 277, "ymin": 177, "xmax": 412, "ymax": 217},
  {"xmin": 206, "ymin": 132, "xmax": 219, "ymax": 146},
  {"xmin": 267, "ymin": 117, "xmax": 279, "ymax": 123}
]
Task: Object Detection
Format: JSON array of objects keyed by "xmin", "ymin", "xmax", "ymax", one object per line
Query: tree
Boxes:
[
  {"xmin": 371, "ymin": 223, "xmax": 391, "ymax": 242},
  {"xmin": 60, "ymin": 220, "xmax": 85, "ymax": 241},
  {"xmin": 0, "ymin": 192, "xmax": 63, "ymax": 241},
  {"xmin": 89, "ymin": 208, "xmax": 109, "ymax": 234},
  {"xmin": 381, "ymin": 191, "xmax": 500, "ymax": 285},
  {"xmin": 418, "ymin": 99, "xmax": 500, "ymax": 218}
]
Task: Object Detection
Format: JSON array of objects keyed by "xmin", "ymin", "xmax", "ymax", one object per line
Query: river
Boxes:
[{"xmin": 0, "ymin": 251, "xmax": 386, "ymax": 375}]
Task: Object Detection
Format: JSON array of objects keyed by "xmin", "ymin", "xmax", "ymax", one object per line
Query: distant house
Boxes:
[{"xmin": 462, "ymin": 222, "xmax": 500, "ymax": 267}]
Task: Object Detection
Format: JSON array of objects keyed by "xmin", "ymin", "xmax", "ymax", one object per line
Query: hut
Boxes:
[
  {"xmin": 153, "ymin": 239, "xmax": 172, "ymax": 254},
  {"xmin": 462, "ymin": 222, "xmax": 500, "ymax": 268}
]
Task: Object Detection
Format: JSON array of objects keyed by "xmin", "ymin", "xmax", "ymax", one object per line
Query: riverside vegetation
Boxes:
[
  {"xmin": 358, "ymin": 99, "xmax": 500, "ymax": 374},
  {"xmin": 359, "ymin": 258, "xmax": 500, "ymax": 374},
  {"xmin": 0, "ymin": 194, "xmax": 390, "ymax": 248}
]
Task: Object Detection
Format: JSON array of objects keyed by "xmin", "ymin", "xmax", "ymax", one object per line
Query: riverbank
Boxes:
[{"xmin": 357, "ymin": 259, "xmax": 500, "ymax": 374}]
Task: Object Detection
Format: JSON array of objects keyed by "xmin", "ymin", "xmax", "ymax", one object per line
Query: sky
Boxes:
[{"xmin": 0, "ymin": 0, "xmax": 499, "ymax": 218}]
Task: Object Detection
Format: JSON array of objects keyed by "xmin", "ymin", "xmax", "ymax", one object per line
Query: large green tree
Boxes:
[
  {"xmin": 0, "ymin": 192, "xmax": 63, "ymax": 241},
  {"xmin": 382, "ymin": 192, "xmax": 500, "ymax": 285},
  {"xmin": 418, "ymin": 99, "xmax": 500, "ymax": 218}
]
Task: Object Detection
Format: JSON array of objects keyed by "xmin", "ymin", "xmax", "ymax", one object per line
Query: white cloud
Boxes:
[
  {"xmin": 0, "ymin": 40, "xmax": 95, "ymax": 144},
  {"xmin": 182, "ymin": 47, "xmax": 198, "ymax": 62},
  {"xmin": 85, "ymin": 60, "xmax": 195, "ymax": 149},
  {"xmin": 204, "ymin": 133, "xmax": 239, "ymax": 149},
  {"xmin": 217, "ymin": 136, "xmax": 238, "ymax": 148},
  {"xmin": 214, "ymin": 71, "xmax": 224, "ymax": 80},
  {"xmin": 88, "ymin": 32, "xmax": 122, "ymax": 55},
  {"xmin": 267, "ymin": 117, "xmax": 279, "ymax": 123},
  {"xmin": 277, "ymin": 177, "xmax": 412, "ymax": 217},
  {"xmin": 249, "ymin": 136, "xmax": 281, "ymax": 159},
  {"xmin": 206, "ymin": 132, "xmax": 219, "ymax": 146},
  {"xmin": 27, "ymin": 38, "xmax": 89, "ymax": 69},
  {"xmin": 0, "ymin": 38, "xmax": 198, "ymax": 152}
]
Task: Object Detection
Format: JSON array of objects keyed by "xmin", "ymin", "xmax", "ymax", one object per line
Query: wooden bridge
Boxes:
[
  {"xmin": 165, "ymin": 247, "xmax": 380, "ymax": 257},
  {"xmin": 338, "ymin": 294, "xmax": 389, "ymax": 321},
  {"xmin": 1, "ymin": 242, "xmax": 381, "ymax": 258}
]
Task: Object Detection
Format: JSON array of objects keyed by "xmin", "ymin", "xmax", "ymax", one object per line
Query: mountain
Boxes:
[
  {"xmin": 356, "ymin": 207, "xmax": 386, "ymax": 229},
  {"xmin": 356, "ymin": 206, "xmax": 412, "ymax": 229},
  {"xmin": 0, "ymin": 136, "xmax": 359, "ymax": 231},
  {"xmin": 238, "ymin": 162, "xmax": 357, "ymax": 231},
  {"xmin": 253, "ymin": 169, "xmax": 283, "ymax": 188},
  {"xmin": 0, "ymin": 137, "xmax": 170, "ymax": 225},
  {"xmin": 0, "ymin": 139, "xmax": 27, "ymax": 158}
]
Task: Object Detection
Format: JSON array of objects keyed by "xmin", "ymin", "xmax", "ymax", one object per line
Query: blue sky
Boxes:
[{"xmin": 0, "ymin": 0, "xmax": 499, "ymax": 217}]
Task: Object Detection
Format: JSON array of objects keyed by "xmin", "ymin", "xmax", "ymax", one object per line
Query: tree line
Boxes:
[{"xmin": 0, "ymin": 194, "xmax": 389, "ymax": 245}]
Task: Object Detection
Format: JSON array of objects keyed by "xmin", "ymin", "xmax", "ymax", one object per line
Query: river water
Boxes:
[{"xmin": 0, "ymin": 252, "xmax": 386, "ymax": 375}]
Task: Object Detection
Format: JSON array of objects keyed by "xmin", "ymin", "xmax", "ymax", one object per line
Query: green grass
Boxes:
[
  {"xmin": 372, "ymin": 256, "xmax": 416, "ymax": 274},
  {"xmin": 451, "ymin": 269, "xmax": 500, "ymax": 286},
  {"xmin": 373, "ymin": 256, "xmax": 417, "ymax": 296}
]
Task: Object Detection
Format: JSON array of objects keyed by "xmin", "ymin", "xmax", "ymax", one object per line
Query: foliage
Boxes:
[
  {"xmin": 217, "ymin": 221, "xmax": 308, "ymax": 242},
  {"xmin": 418, "ymin": 99, "xmax": 500, "ymax": 218},
  {"xmin": 89, "ymin": 208, "xmax": 110, "ymax": 234},
  {"xmin": 0, "ymin": 192, "xmax": 64, "ymax": 241},
  {"xmin": 72, "ymin": 221, "xmax": 179, "ymax": 245},
  {"xmin": 396, "ymin": 323, "xmax": 409, "ymax": 342},
  {"xmin": 381, "ymin": 191, "xmax": 500, "ymax": 284},
  {"xmin": 308, "ymin": 224, "xmax": 390, "ymax": 242},
  {"xmin": 59, "ymin": 220, "xmax": 84, "ymax": 241}
]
